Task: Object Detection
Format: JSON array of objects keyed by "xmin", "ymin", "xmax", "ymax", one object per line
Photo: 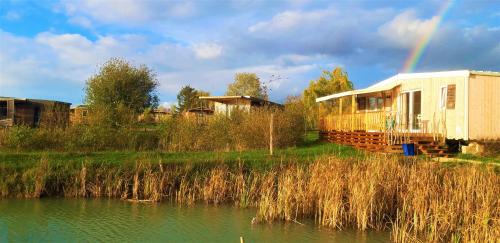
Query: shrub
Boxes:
[{"xmin": 0, "ymin": 104, "xmax": 305, "ymax": 152}]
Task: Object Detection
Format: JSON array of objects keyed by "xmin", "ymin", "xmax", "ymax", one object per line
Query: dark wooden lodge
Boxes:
[{"xmin": 0, "ymin": 97, "xmax": 71, "ymax": 128}]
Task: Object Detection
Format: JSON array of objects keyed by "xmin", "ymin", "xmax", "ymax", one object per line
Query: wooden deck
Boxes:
[{"xmin": 320, "ymin": 130, "xmax": 451, "ymax": 157}]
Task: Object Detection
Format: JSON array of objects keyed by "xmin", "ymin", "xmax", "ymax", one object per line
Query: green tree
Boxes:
[
  {"xmin": 85, "ymin": 58, "xmax": 159, "ymax": 126},
  {"xmin": 175, "ymin": 85, "xmax": 210, "ymax": 113},
  {"xmin": 226, "ymin": 72, "xmax": 267, "ymax": 99},
  {"xmin": 302, "ymin": 67, "xmax": 354, "ymax": 129}
]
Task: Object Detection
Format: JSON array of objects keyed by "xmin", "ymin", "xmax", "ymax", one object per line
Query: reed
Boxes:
[{"xmin": 0, "ymin": 155, "xmax": 498, "ymax": 242}]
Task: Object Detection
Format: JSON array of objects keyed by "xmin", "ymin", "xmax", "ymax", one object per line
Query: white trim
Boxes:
[
  {"xmin": 397, "ymin": 70, "xmax": 470, "ymax": 79},
  {"xmin": 400, "ymin": 88, "xmax": 422, "ymax": 93},
  {"xmin": 315, "ymin": 70, "xmax": 485, "ymax": 103},
  {"xmin": 470, "ymin": 70, "xmax": 500, "ymax": 77},
  {"xmin": 316, "ymin": 91, "xmax": 355, "ymax": 102},
  {"xmin": 439, "ymin": 85, "xmax": 447, "ymax": 111}
]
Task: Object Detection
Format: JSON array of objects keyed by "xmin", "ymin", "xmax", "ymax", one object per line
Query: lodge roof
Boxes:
[
  {"xmin": 316, "ymin": 70, "xmax": 500, "ymax": 102},
  {"xmin": 0, "ymin": 96, "xmax": 71, "ymax": 105},
  {"xmin": 199, "ymin": 95, "xmax": 282, "ymax": 106},
  {"xmin": 187, "ymin": 107, "xmax": 214, "ymax": 113}
]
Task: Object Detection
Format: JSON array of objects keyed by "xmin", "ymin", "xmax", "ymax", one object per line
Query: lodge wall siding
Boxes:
[
  {"xmin": 399, "ymin": 76, "xmax": 467, "ymax": 140},
  {"xmin": 468, "ymin": 74, "xmax": 500, "ymax": 140}
]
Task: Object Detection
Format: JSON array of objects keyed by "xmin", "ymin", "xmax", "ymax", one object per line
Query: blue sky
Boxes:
[{"xmin": 0, "ymin": 0, "xmax": 499, "ymax": 106}]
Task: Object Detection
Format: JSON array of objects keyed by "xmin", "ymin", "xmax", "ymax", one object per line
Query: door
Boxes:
[
  {"xmin": 34, "ymin": 107, "xmax": 41, "ymax": 127},
  {"xmin": 402, "ymin": 92, "xmax": 410, "ymax": 130},
  {"xmin": 412, "ymin": 91, "xmax": 421, "ymax": 130},
  {"xmin": 399, "ymin": 90, "xmax": 422, "ymax": 131}
]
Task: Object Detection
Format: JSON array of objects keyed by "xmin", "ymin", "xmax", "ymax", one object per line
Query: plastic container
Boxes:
[{"xmin": 402, "ymin": 143, "xmax": 415, "ymax": 156}]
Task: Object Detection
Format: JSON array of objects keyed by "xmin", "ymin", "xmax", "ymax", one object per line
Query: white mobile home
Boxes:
[{"xmin": 316, "ymin": 70, "xmax": 500, "ymax": 155}]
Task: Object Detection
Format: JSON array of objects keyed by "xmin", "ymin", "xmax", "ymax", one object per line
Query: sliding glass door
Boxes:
[{"xmin": 400, "ymin": 90, "xmax": 422, "ymax": 131}]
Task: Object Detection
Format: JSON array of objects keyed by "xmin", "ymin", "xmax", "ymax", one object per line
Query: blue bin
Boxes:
[{"xmin": 402, "ymin": 143, "xmax": 415, "ymax": 156}]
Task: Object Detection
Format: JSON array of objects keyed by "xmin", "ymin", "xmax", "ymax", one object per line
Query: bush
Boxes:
[{"xmin": 0, "ymin": 105, "xmax": 305, "ymax": 152}]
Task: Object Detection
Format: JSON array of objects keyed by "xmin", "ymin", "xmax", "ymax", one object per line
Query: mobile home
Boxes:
[{"xmin": 316, "ymin": 70, "xmax": 500, "ymax": 155}]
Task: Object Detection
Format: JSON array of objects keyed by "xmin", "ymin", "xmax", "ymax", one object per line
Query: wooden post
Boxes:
[
  {"xmin": 240, "ymin": 236, "xmax": 245, "ymax": 243},
  {"xmin": 318, "ymin": 102, "xmax": 324, "ymax": 132},
  {"xmin": 269, "ymin": 113, "xmax": 273, "ymax": 155},
  {"xmin": 365, "ymin": 99, "xmax": 368, "ymax": 132},
  {"xmin": 381, "ymin": 91, "xmax": 386, "ymax": 132},
  {"xmin": 339, "ymin": 97, "xmax": 343, "ymax": 130},
  {"xmin": 351, "ymin": 95, "xmax": 356, "ymax": 131}
]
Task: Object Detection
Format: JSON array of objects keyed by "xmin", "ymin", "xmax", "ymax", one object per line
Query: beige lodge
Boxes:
[
  {"xmin": 199, "ymin": 95, "xmax": 282, "ymax": 116},
  {"xmin": 316, "ymin": 70, "xmax": 500, "ymax": 156}
]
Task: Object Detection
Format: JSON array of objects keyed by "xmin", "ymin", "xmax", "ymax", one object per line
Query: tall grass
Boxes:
[{"xmin": 1, "ymin": 155, "xmax": 498, "ymax": 242}]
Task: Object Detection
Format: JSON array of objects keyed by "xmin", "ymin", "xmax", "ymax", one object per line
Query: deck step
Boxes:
[{"xmin": 321, "ymin": 130, "xmax": 452, "ymax": 157}]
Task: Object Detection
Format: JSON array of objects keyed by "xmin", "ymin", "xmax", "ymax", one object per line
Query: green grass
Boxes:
[
  {"xmin": 2, "ymin": 131, "xmax": 498, "ymax": 170},
  {"xmin": 0, "ymin": 132, "xmax": 364, "ymax": 170},
  {"xmin": 455, "ymin": 153, "xmax": 500, "ymax": 164}
]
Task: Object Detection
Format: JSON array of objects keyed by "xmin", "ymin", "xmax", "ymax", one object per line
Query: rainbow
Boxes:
[{"xmin": 401, "ymin": 0, "xmax": 454, "ymax": 73}]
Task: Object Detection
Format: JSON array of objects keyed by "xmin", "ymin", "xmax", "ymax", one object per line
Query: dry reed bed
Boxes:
[{"xmin": 1, "ymin": 156, "xmax": 498, "ymax": 242}]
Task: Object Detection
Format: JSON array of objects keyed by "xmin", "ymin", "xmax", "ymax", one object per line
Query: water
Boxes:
[{"xmin": 0, "ymin": 199, "xmax": 389, "ymax": 242}]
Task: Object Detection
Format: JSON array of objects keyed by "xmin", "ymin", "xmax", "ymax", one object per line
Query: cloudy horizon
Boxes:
[{"xmin": 1, "ymin": 0, "xmax": 499, "ymax": 106}]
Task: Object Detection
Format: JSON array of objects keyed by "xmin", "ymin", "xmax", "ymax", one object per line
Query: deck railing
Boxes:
[
  {"xmin": 320, "ymin": 111, "xmax": 387, "ymax": 132},
  {"xmin": 319, "ymin": 111, "xmax": 447, "ymax": 144}
]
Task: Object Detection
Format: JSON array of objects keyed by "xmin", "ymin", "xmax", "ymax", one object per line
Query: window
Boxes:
[
  {"xmin": 82, "ymin": 110, "xmax": 88, "ymax": 117},
  {"xmin": 440, "ymin": 86, "xmax": 447, "ymax": 110},
  {"xmin": 446, "ymin": 84, "xmax": 456, "ymax": 109},
  {"xmin": 440, "ymin": 85, "xmax": 456, "ymax": 110},
  {"xmin": 369, "ymin": 97, "xmax": 377, "ymax": 110},
  {"xmin": 385, "ymin": 95, "xmax": 392, "ymax": 111},
  {"xmin": 357, "ymin": 97, "xmax": 366, "ymax": 110},
  {"xmin": 377, "ymin": 97, "xmax": 384, "ymax": 110}
]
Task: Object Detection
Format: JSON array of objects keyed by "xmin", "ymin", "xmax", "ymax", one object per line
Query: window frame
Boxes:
[{"xmin": 439, "ymin": 86, "xmax": 447, "ymax": 110}]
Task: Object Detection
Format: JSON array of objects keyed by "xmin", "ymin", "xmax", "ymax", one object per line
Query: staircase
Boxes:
[
  {"xmin": 321, "ymin": 130, "xmax": 453, "ymax": 157},
  {"xmin": 415, "ymin": 140, "xmax": 451, "ymax": 157}
]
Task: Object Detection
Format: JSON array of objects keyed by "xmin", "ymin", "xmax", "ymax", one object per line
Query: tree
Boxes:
[
  {"xmin": 85, "ymin": 58, "xmax": 159, "ymax": 126},
  {"xmin": 302, "ymin": 67, "xmax": 354, "ymax": 129},
  {"xmin": 175, "ymin": 85, "xmax": 210, "ymax": 113},
  {"xmin": 226, "ymin": 73, "xmax": 267, "ymax": 99}
]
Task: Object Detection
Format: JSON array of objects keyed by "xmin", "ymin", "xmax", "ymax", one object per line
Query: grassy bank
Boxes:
[
  {"xmin": 1, "ymin": 151, "xmax": 499, "ymax": 242},
  {"xmin": 0, "ymin": 132, "xmax": 363, "ymax": 169}
]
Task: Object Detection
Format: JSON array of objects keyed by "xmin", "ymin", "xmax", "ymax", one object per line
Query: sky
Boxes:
[{"xmin": 0, "ymin": 0, "xmax": 499, "ymax": 106}]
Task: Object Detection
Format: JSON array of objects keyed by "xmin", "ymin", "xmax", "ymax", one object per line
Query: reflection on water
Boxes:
[{"xmin": 0, "ymin": 199, "xmax": 389, "ymax": 242}]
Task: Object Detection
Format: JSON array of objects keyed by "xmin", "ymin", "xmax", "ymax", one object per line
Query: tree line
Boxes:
[{"xmin": 85, "ymin": 58, "xmax": 353, "ymax": 129}]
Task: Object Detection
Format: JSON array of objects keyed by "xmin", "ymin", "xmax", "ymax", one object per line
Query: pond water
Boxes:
[{"xmin": 0, "ymin": 199, "xmax": 389, "ymax": 242}]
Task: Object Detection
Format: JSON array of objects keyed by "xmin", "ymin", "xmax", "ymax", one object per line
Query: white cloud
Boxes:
[
  {"xmin": 378, "ymin": 10, "xmax": 440, "ymax": 48},
  {"xmin": 169, "ymin": 1, "xmax": 195, "ymax": 17},
  {"xmin": 68, "ymin": 16, "xmax": 93, "ymax": 28},
  {"xmin": 60, "ymin": 0, "xmax": 196, "ymax": 25},
  {"xmin": 192, "ymin": 43, "xmax": 223, "ymax": 59},
  {"xmin": 249, "ymin": 9, "xmax": 333, "ymax": 33},
  {"xmin": 4, "ymin": 11, "xmax": 21, "ymax": 21},
  {"xmin": 277, "ymin": 54, "xmax": 325, "ymax": 65},
  {"xmin": 36, "ymin": 33, "xmax": 95, "ymax": 65}
]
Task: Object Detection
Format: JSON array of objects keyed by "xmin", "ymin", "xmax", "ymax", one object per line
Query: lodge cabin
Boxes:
[
  {"xmin": 137, "ymin": 108, "xmax": 172, "ymax": 124},
  {"xmin": 0, "ymin": 97, "xmax": 71, "ymax": 128},
  {"xmin": 199, "ymin": 96, "xmax": 282, "ymax": 116},
  {"xmin": 183, "ymin": 107, "xmax": 215, "ymax": 123},
  {"xmin": 150, "ymin": 108, "xmax": 171, "ymax": 123},
  {"xmin": 70, "ymin": 105, "xmax": 89, "ymax": 125},
  {"xmin": 316, "ymin": 70, "xmax": 500, "ymax": 156}
]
